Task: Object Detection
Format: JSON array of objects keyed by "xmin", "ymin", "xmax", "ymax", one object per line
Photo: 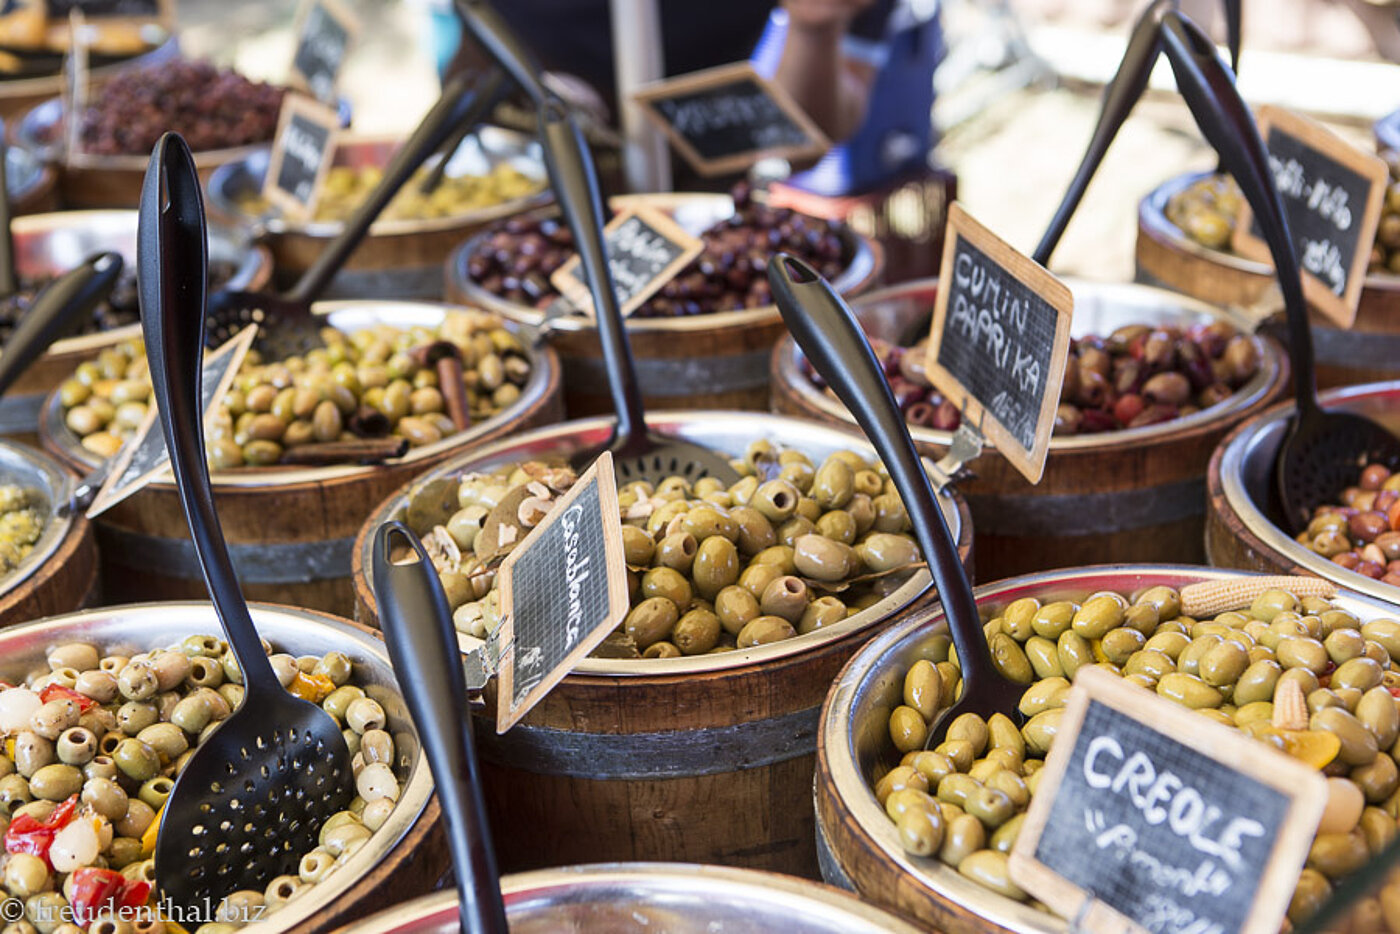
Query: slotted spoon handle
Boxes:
[
  {"xmin": 766, "ymin": 255, "xmax": 999, "ymax": 697},
  {"xmin": 1157, "ymin": 11, "xmax": 1313, "ymax": 413},
  {"xmin": 0, "ymin": 250, "xmax": 122, "ymax": 399},
  {"xmin": 1033, "ymin": 0, "xmax": 1172, "ymax": 266},
  {"xmin": 460, "ymin": 0, "xmax": 647, "ymax": 451},
  {"xmin": 286, "ymin": 66, "xmax": 507, "ymax": 305},
  {"xmin": 139, "ymin": 133, "xmax": 280, "ymax": 695},
  {"xmin": 372, "ymin": 522, "xmax": 508, "ymax": 934}
]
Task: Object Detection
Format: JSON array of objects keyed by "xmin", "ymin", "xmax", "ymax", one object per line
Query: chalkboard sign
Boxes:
[
  {"xmin": 633, "ymin": 62, "xmax": 829, "ymax": 177},
  {"xmin": 46, "ymin": 0, "xmax": 165, "ymax": 19},
  {"xmin": 924, "ymin": 203, "xmax": 1072, "ymax": 485},
  {"xmin": 1010, "ymin": 667, "xmax": 1325, "ymax": 934},
  {"xmin": 549, "ymin": 206, "xmax": 704, "ymax": 317},
  {"xmin": 1234, "ymin": 105, "xmax": 1389, "ymax": 329},
  {"xmin": 288, "ymin": 0, "xmax": 358, "ymax": 105},
  {"xmin": 87, "ymin": 328, "xmax": 255, "ymax": 518},
  {"xmin": 495, "ymin": 453, "xmax": 628, "ymax": 732},
  {"xmin": 262, "ymin": 94, "xmax": 339, "ymax": 221}
]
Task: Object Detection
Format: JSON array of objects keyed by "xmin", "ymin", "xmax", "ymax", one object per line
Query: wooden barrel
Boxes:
[
  {"xmin": 0, "ymin": 442, "xmax": 97, "ymax": 626},
  {"xmin": 1136, "ymin": 169, "xmax": 1400, "ymax": 388},
  {"xmin": 0, "ymin": 210, "xmax": 273, "ymax": 447},
  {"xmin": 815, "ymin": 564, "xmax": 1400, "ymax": 934},
  {"xmin": 0, "ymin": 600, "xmax": 449, "ymax": 934},
  {"xmin": 770, "ymin": 279, "xmax": 1290, "ymax": 583},
  {"xmin": 40, "ymin": 301, "xmax": 564, "ymax": 619},
  {"xmin": 1205, "ymin": 381, "xmax": 1400, "ymax": 606},
  {"xmin": 205, "ymin": 131, "xmax": 553, "ymax": 301},
  {"xmin": 445, "ymin": 193, "xmax": 883, "ymax": 417},
  {"xmin": 349, "ymin": 412, "xmax": 973, "ymax": 879},
  {"xmin": 0, "ymin": 36, "xmax": 177, "ymax": 122}
]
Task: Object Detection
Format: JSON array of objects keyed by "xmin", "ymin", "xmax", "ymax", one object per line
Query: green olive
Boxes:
[
  {"xmin": 673, "ymin": 609, "xmax": 721, "ymax": 656},
  {"xmin": 1335, "ymin": 657, "xmax": 1385, "ymax": 693},
  {"xmin": 989, "ymin": 633, "xmax": 1033, "ymax": 684},
  {"xmin": 1325, "ymin": 628, "xmax": 1367, "ymax": 665},
  {"xmin": 1022, "ymin": 709, "xmax": 1064, "ymax": 756},
  {"xmin": 620, "ymin": 526, "xmax": 655, "ymax": 567},
  {"xmin": 1357, "ymin": 685, "xmax": 1400, "ymax": 748},
  {"xmin": 1199, "ymin": 641, "xmax": 1250, "ymax": 687},
  {"xmin": 792, "ymin": 535, "xmax": 854, "ymax": 582},
  {"xmin": 1018, "ymin": 677, "xmax": 1070, "ymax": 718},
  {"xmin": 28, "ymin": 765, "xmax": 81, "ymax": 802},
  {"xmin": 1024, "ymin": 636, "xmax": 1064, "ymax": 679},
  {"xmin": 903, "ymin": 660, "xmax": 943, "ymax": 721},
  {"xmin": 1362, "ymin": 619, "xmax": 1400, "ymax": 659},
  {"xmin": 1072, "ymin": 596, "xmax": 1123, "ymax": 639},
  {"xmin": 625, "ymin": 597, "xmax": 679, "ymax": 650},
  {"xmin": 1034, "ymin": 601, "xmax": 1078, "ymax": 639},
  {"xmin": 1122, "ymin": 649, "xmax": 1175, "ymax": 681},
  {"xmin": 681, "ymin": 506, "xmax": 739, "ymax": 543},
  {"xmin": 1001, "ymin": 599, "xmax": 1040, "ymax": 641},
  {"xmin": 692, "ymin": 536, "xmax": 740, "ymax": 600},
  {"xmin": 1307, "ymin": 830, "xmax": 1370, "ymax": 879},
  {"xmin": 964, "ymin": 787, "xmax": 1015, "ymax": 828},
  {"xmin": 798, "ymin": 596, "xmax": 847, "ymax": 634},
  {"xmin": 958, "ymin": 849, "xmax": 1026, "ymax": 900},
  {"xmin": 654, "ymin": 533, "xmax": 698, "ymax": 574},
  {"xmin": 1101, "ymin": 628, "xmax": 1146, "ymax": 666},
  {"xmin": 1312, "ymin": 707, "xmax": 1380, "ymax": 766},
  {"xmin": 751, "ymin": 480, "xmax": 801, "ymax": 522},
  {"xmin": 1057, "ymin": 632, "xmax": 1094, "ymax": 679},
  {"xmin": 729, "ymin": 507, "xmax": 776, "ymax": 555},
  {"xmin": 714, "ymin": 586, "xmax": 760, "ymax": 636},
  {"xmin": 1156, "ymin": 672, "xmax": 1223, "ymax": 709},
  {"xmin": 889, "ymin": 706, "xmax": 928, "ymax": 754},
  {"xmin": 1289, "ymin": 868, "xmax": 1332, "ymax": 924},
  {"xmin": 1277, "ymin": 637, "xmax": 1330, "ymax": 674},
  {"xmin": 815, "ymin": 509, "xmax": 856, "ymax": 545},
  {"xmin": 854, "ymin": 533, "xmax": 918, "ymax": 574},
  {"xmin": 1233, "ymin": 659, "xmax": 1282, "ymax": 705},
  {"xmin": 759, "ymin": 575, "xmax": 808, "ymax": 623},
  {"xmin": 112, "ymin": 738, "xmax": 159, "ymax": 783},
  {"xmin": 641, "ymin": 567, "xmax": 692, "ymax": 610},
  {"xmin": 939, "ymin": 813, "xmax": 986, "ymax": 868},
  {"xmin": 736, "ymin": 615, "xmax": 796, "ymax": 648},
  {"xmin": 810, "ymin": 458, "xmax": 855, "ymax": 509},
  {"xmin": 1352, "ymin": 751, "xmax": 1399, "ymax": 804},
  {"xmin": 896, "ymin": 803, "xmax": 945, "ymax": 857}
]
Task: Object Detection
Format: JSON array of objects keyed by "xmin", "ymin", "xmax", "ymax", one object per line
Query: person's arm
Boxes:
[{"xmin": 774, "ymin": 0, "xmax": 881, "ymax": 142}]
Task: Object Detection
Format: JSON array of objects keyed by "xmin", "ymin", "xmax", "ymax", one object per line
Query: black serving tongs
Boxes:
[
  {"xmin": 204, "ymin": 65, "xmax": 507, "ymax": 360},
  {"xmin": 1150, "ymin": 13, "xmax": 1400, "ymax": 530},
  {"xmin": 372, "ymin": 522, "xmax": 508, "ymax": 934},
  {"xmin": 140, "ymin": 133, "xmax": 354, "ymax": 911},
  {"xmin": 458, "ymin": 0, "xmax": 738, "ymax": 486},
  {"xmin": 768, "ymin": 256, "xmax": 1023, "ymax": 746}
]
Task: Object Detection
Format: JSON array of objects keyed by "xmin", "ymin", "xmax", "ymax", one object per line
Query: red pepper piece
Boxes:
[
  {"xmin": 39, "ymin": 683, "xmax": 96, "ymax": 713},
  {"xmin": 3, "ymin": 794, "xmax": 79, "ymax": 867},
  {"xmin": 68, "ymin": 867, "xmax": 148, "ymax": 925}
]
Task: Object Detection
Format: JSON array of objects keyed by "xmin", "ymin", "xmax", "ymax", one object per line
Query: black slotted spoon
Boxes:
[
  {"xmin": 1152, "ymin": 11, "xmax": 1400, "ymax": 532},
  {"xmin": 203, "ymin": 65, "xmax": 507, "ymax": 360},
  {"xmin": 140, "ymin": 133, "xmax": 353, "ymax": 911},
  {"xmin": 458, "ymin": 0, "xmax": 739, "ymax": 488},
  {"xmin": 768, "ymin": 255, "xmax": 1023, "ymax": 746}
]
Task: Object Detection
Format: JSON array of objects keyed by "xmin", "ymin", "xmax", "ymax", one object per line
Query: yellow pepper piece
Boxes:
[
  {"xmin": 4, "ymin": 738, "xmax": 11, "ymax": 759},
  {"xmin": 289, "ymin": 672, "xmax": 335, "ymax": 704},
  {"xmin": 1091, "ymin": 639, "xmax": 1108, "ymax": 664},
  {"xmin": 141, "ymin": 805, "xmax": 164, "ymax": 856},
  {"xmin": 1248, "ymin": 725, "xmax": 1340, "ymax": 769}
]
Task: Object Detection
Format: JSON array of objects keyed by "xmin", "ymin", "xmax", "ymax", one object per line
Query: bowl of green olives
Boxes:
[
  {"xmin": 337, "ymin": 863, "xmax": 926, "ymax": 934},
  {"xmin": 817, "ymin": 565, "xmax": 1400, "ymax": 934},
  {"xmin": 0, "ymin": 600, "xmax": 443, "ymax": 934},
  {"xmin": 348, "ymin": 411, "xmax": 970, "ymax": 877},
  {"xmin": 1208, "ymin": 381, "xmax": 1400, "ymax": 605},
  {"xmin": 1137, "ymin": 169, "xmax": 1400, "ymax": 387},
  {"xmin": 0, "ymin": 440, "xmax": 96, "ymax": 627},
  {"xmin": 37, "ymin": 301, "xmax": 563, "ymax": 619},
  {"xmin": 206, "ymin": 131, "xmax": 551, "ymax": 301}
]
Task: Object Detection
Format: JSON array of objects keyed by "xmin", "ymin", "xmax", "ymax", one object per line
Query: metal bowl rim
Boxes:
[
  {"xmin": 775, "ymin": 276, "xmax": 1285, "ymax": 452},
  {"xmin": 0, "ymin": 440, "xmax": 77, "ymax": 598},
  {"xmin": 355, "ymin": 409, "xmax": 966, "ymax": 677},
  {"xmin": 43, "ymin": 299, "xmax": 558, "ymax": 487}
]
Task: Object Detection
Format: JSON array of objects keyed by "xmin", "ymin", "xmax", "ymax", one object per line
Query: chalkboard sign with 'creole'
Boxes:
[
  {"xmin": 633, "ymin": 62, "xmax": 829, "ymax": 177},
  {"xmin": 924, "ymin": 203, "xmax": 1073, "ymax": 485},
  {"xmin": 1234, "ymin": 105, "xmax": 1389, "ymax": 329},
  {"xmin": 549, "ymin": 206, "xmax": 704, "ymax": 317},
  {"xmin": 288, "ymin": 0, "xmax": 358, "ymax": 105},
  {"xmin": 1009, "ymin": 667, "xmax": 1325, "ymax": 934},
  {"xmin": 261, "ymin": 94, "xmax": 339, "ymax": 221},
  {"xmin": 495, "ymin": 452, "xmax": 628, "ymax": 733}
]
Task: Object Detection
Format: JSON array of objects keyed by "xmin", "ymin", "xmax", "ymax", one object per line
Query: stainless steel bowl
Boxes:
[
  {"xmin": 338, "ymin": 863, "xmax": 926, "ymax": 934},
  {"xmin": 43, "ymin": 300, "xmax": 559, "ymax": 486},
  {"xmin": 1375, "ymin": 108, "xmax": 1400, "ymax": 155},
  {"xmin": 774, "ymin": 277, "xmax": 1282, "ymax": 453},
  {"xmin": 0, "ymin": 601, "xmax": 432, "ymax": 932},
  {"xmin": 819, "ymin": 564, "xmax": 1400, "ymax": 934},
  {"xmin": 450, "ymin": 192, "xmax": 878, "ymax": 335},
  {"xmin": 1216, "ymin": 381, "xmax": 1400, "ymax": 604},
  {"xmin": 5, "ymin": 144, "xmax": 47, "ymax": 205},
  {"xmin": 356, "ymin": 411, "xmax": 960, "ymax": 677},
  {"xmin": 0, "ymin": 439, "xmax": 74, "ymax": 595}
]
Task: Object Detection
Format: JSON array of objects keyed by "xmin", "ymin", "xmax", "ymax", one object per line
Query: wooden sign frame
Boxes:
[
  {"xmin": 261, "ymin": 93, "xmax": 340, "ymax": 222},
  {"xmin": 633, "ymin": 61, "xmax": 830, "ymax": 177},
  {"xmin": 287, "ymin": 0, "xmax": 360, "ymax": 104},
  {"xmin": 1009, "ymin": 667, "xmax": 1326, "ymax": 934},
  {"xmin": 548, "ymin": 205, "xmax": 704, "ymax": 317},
  {"xmin": 494, "ymin": 453, "xmax": 629, "ymax": 733},
  {"xmin": 60, "ymin": 8, "xmax": 88, "ymax": 164},
  {"xmin": 924, "ymin": 203, "xmax": 1073, "ymax": 485},
  {"xmin": 1233, "ymin": 104, "xmax": 1389, "ymax": 329},
  {"xmin": 86, "ymin": 328, "xmax": 256, "ymax": 518}
]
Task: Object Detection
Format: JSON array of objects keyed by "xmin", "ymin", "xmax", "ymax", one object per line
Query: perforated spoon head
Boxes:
[
  {"xmin": 203, "ymin": 289, "xmax": 323, "ymax": 360},
  {"xmin": 596, "ymin": 437, "xmax": 741, "ymax": 488},
  {"xmin": 1277, "ymin": 408, "xmax": 1400, "ymax": 534}
]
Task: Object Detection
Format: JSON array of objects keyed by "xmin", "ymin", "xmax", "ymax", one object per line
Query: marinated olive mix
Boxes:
[
  {"xmin": 0, "ymin": 485, "xmax": 44, "ymax": 576},
  {"xmin": 57, "ymin": 310, "xmax": 533, "ymax": 467},
  {"xmin": 871, "ymin": 584, "xmax": 1400, "ymax": 926},
  {"xmin": 464, "ymin": 183, "xmax": 848, "ymax": 318},
  {"xmin": 1167, "ymin": 164, "xmax": 1400, "ymax": 276},
  {"xmin": 66, "ymin": 60, "xmax": 285, "ymax": 157},
  {"xmin": 0, "ymin": 634, "xmax": 403, "ymax": 934},
  {"xmin": 805, "ymin": 320, "xmax": 1261, "ymax": 435},
  {"xmin": 412, "ymin": 443, "xmax": 922, "ymax": 658},
  {"xmin": 240, "ymin": 163, "xmax": 543, "ymax": 224},
  {"xmin": 1299, "ymin": 461, "xmax": 1400, "ymax": 586},
  {"xmin": 0, "ymin": 262, "xmax": 240, "ymax": 348}
]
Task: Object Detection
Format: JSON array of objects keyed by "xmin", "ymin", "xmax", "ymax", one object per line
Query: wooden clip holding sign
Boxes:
[
  {"xmin": 549, "ymin": 205, "xmax": 704, "ymax": 317},
  {"xmin": 262, "ymin": 94, "xmax": 339, "ymax": 222},
  {"xmin": 1009, "ymin": 666, "xmax": 1325, "ymax": 934},
  {"xmin": 492, "ymin": 452, "xmax": 629, "ymax": 732},
  {"xmin": 288, "ymin": 0, "xmax": 358, "ymax": 106},
  {"xmin": 86, "ymin": 328, "xmax": 256, "ymax": 518},
  {"xmin": 1234, "ymin": 105, "xmax": 1389, "ymax": 329},
  {"xmin": 924, "ymin": 203, "xmax": 1073, "ymax": 485},
  {"xmin": 633, "ymin": 61, "xmax": 829, "ymax": 178}
]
